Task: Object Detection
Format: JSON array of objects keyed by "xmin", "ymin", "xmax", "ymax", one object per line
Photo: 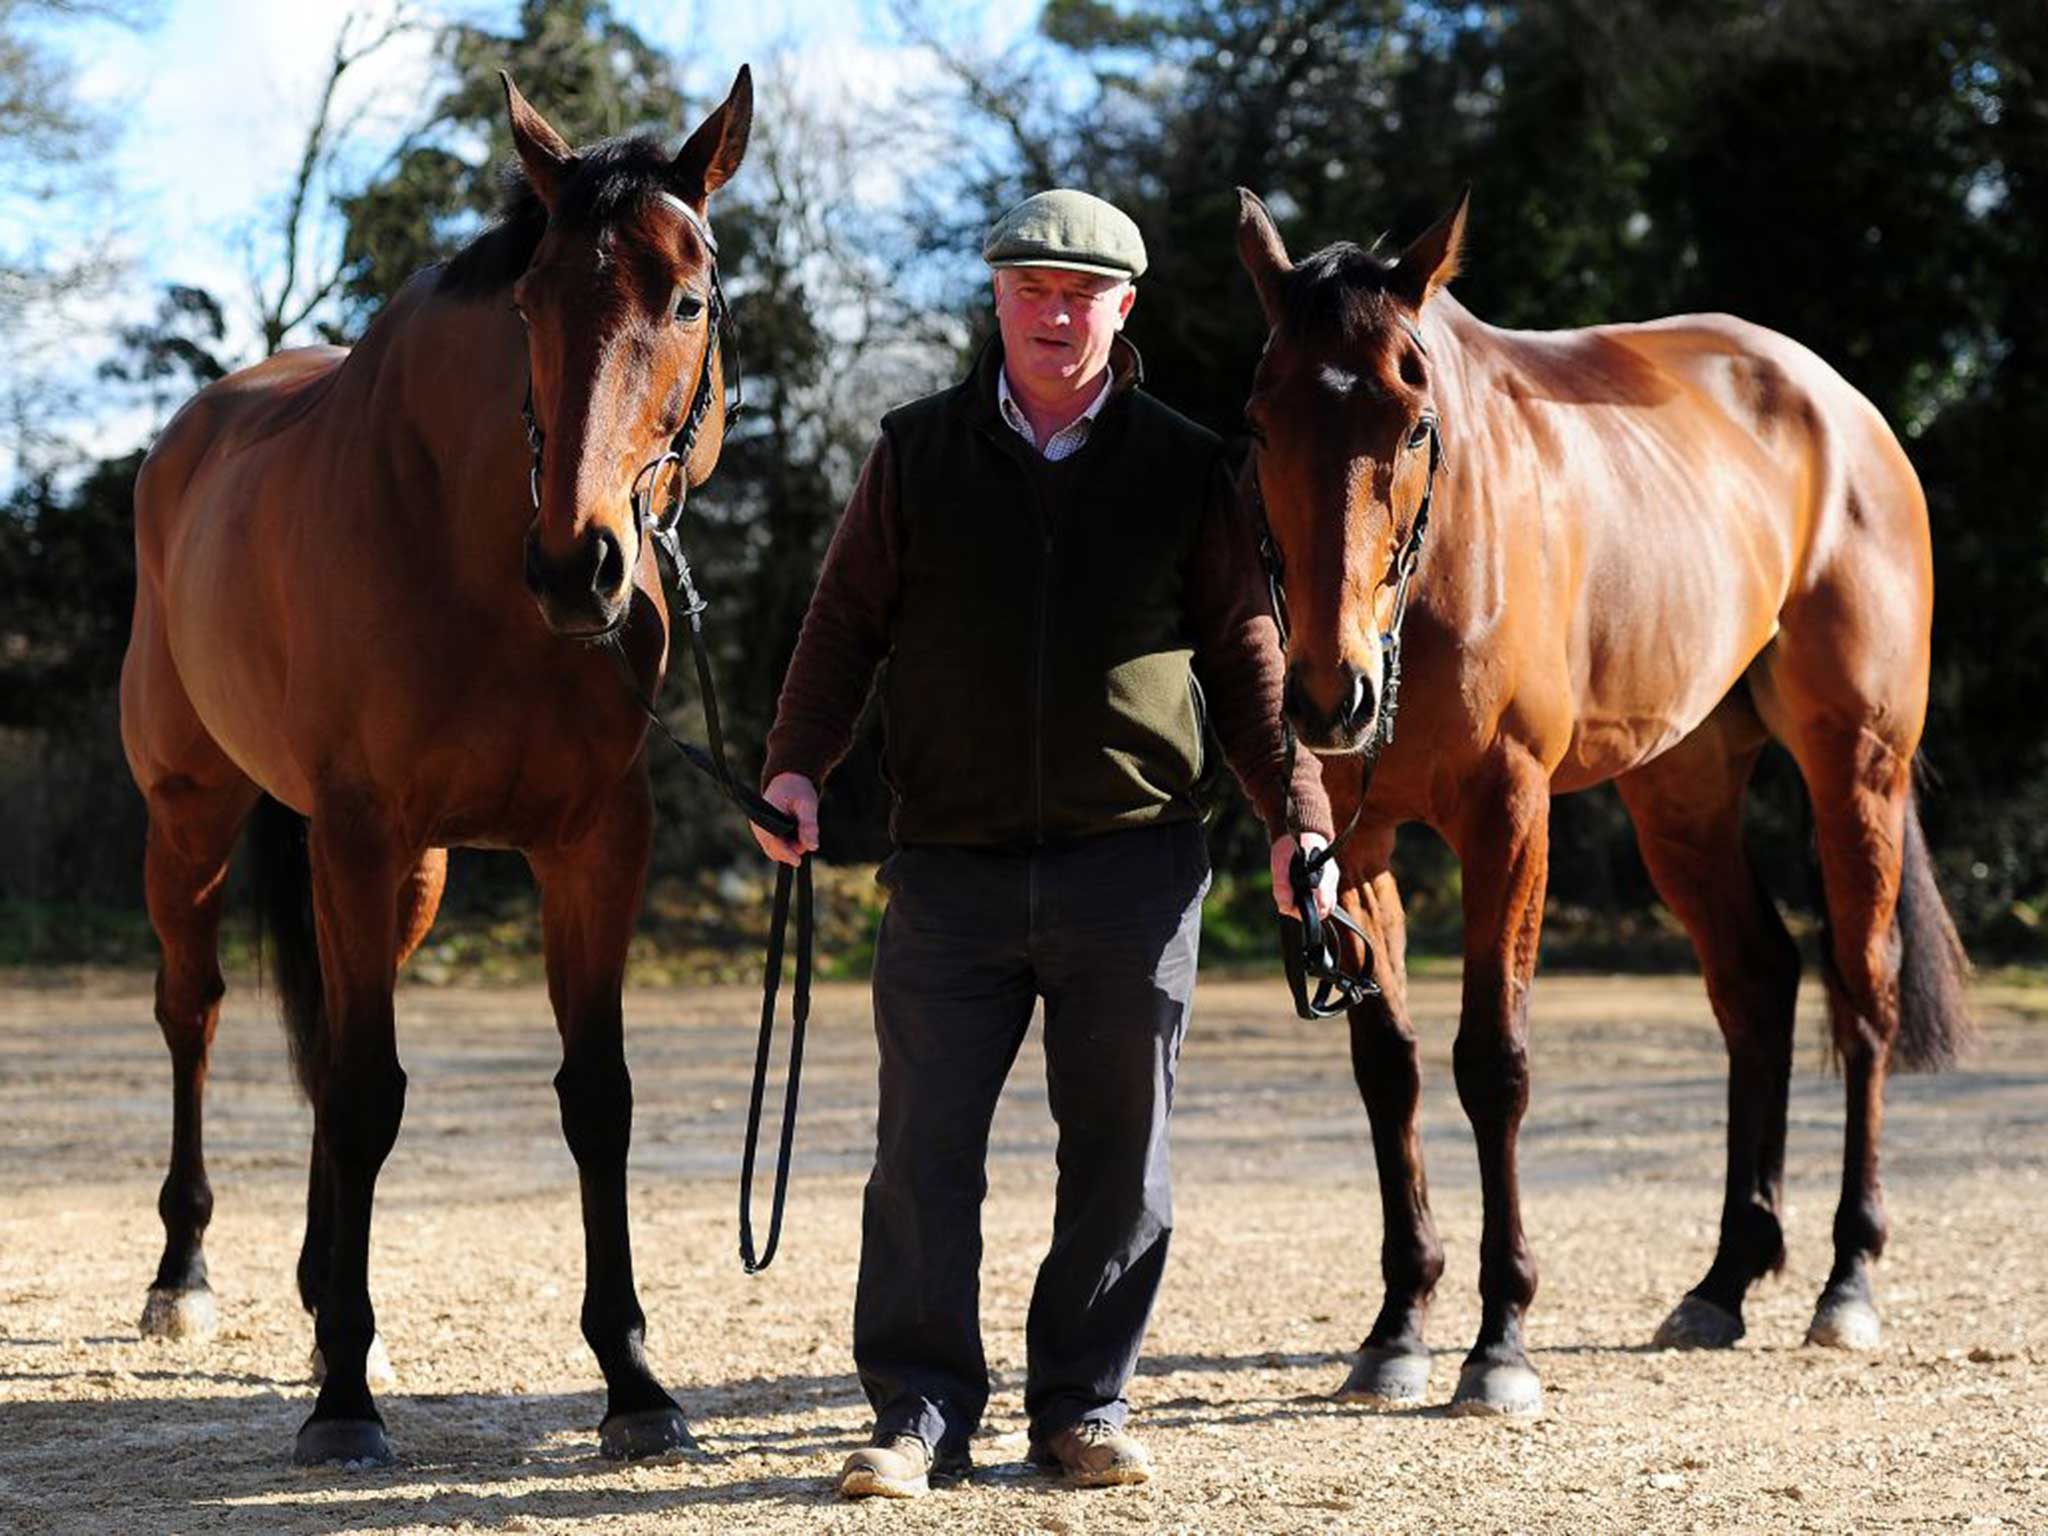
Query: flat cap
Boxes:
[{"xmin": 982, "ymin": 189, "xmax": 1147, "ymax": 280}]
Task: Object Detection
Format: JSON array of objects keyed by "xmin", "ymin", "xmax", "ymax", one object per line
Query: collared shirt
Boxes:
[{"xmin": 997, "ymin": 367, "xmax": 1114, "ymax": 462}]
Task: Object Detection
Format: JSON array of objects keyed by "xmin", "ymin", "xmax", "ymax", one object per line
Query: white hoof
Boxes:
[
  {"xmin": 1449, "ymin": 1360, "xmax": 1544, "ymax": 1419},
  {"xmin": 309, "ymin": 1333, "xmax": 395, "ymax": 1387},
  {"xmin": 1806, "ymin": 1297, "xmax": 1881, "ymax": 1351},
  {"xmin": 139, "ymin": 1287, "xmax": 217, "ymax": 1342}
]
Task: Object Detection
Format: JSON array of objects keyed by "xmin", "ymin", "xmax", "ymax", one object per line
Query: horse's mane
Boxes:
[
  {"xmin": 437, "ymin": 134, "xmax": 680, "ymax": 297},
  {"xmin": 1280, "ymin": 242, "xmax": 1398, "ymax": 341}
]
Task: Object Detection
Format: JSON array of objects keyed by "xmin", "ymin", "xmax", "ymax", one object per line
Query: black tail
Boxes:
[
  {"xmin": 1892, "ymin": 781, "xmax": 1975, "ymax": 1073},
  {"xmin": 249, "ymin": 795, "xmax": 325, "ymax": 1101}
]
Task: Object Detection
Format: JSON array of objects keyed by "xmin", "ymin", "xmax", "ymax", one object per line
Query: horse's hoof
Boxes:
[
  {"xmin": 599, "ymin": 1406, "xmax": 699, "ymax": 1461},
  {"xmin": 309, "ymin": 1334, "xmax": 395, "ymax": 1388},
  {"xmin": 1652, "ymin": 1295, "xmax": 1745, "ymax": 1350},
  {"xmin": 1805, "ymin": 1296, "xmax": 1882, "ymax": 1351},
  {"xmin": 293, "ymin": 1417, "xmax": 395, "ymax": 1469},
  {"xmin": 138, "ymin": 1286, "xmax": 216, "ymax": 1342},
  {"xmin": 1335, "ymin": 1345, "xmax": 1431, "ymax": 1406},
  {"xmin": 1448, "ymin": 1360, "xmax": 1544, "ymax": 1419}
]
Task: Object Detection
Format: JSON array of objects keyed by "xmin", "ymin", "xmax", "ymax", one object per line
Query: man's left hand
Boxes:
[{"xmin": 1270, "ymin": 833, "xmax": 1338, "ymax": 920}]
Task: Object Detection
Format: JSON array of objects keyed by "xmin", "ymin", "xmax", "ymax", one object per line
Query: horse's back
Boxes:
[
  {"xmin": 1460, "ymin": 305, "xmax": 1932, "ymax": 786},
  {"xmin": 1604, "ymin": 312, "xmax": 1933, "ymax": 748}
]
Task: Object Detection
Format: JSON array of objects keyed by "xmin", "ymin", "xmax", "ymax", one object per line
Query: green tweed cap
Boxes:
[{"xmin": 982, "ymin": 189, "xmax": 1148, "ymax": 280}]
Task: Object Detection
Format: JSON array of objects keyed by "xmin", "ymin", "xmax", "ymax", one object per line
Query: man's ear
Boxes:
[
  {"xmin": 501, "ymin": 73, "xmax": 575, "ymax": 212},
  {"xmin": 1388, "ymin": 187, "xmax": 1470, "ymax": 311}
]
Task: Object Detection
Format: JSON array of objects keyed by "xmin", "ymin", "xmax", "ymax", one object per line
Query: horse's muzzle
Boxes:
[
  {"xmin": 1285, "ymin": 660, "xmax": 1378, "ymax": 753},
  {"xmin": 524, "ymin": 522, "xmax": 631, "ymax": 636}
]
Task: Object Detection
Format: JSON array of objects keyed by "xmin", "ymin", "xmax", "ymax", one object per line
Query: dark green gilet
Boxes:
[{"xmin": 878, "ymin": 337, "xmax": 1223, "ymax": 846}]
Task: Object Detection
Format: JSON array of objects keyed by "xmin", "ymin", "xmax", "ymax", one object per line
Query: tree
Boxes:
[{"xmin": 331, "ymin": 0, "xmax": 688, "ymax": 332}]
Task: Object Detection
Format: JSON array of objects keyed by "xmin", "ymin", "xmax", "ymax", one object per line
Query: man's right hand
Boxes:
[{"xmin": 753, "ymin": 772, "xmax": 821, "ymax": 866}]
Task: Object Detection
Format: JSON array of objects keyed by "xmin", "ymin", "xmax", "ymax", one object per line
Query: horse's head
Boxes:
[
  {"xmin": 501, "ymin": 68, "xmax": 751, "ymax": 638},
  {"xmin": 1236, "ymin": 187, "xmax": 1466, "ymax": 754}
]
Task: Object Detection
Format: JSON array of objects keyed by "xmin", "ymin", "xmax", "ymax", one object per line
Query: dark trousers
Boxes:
[{"xmin": 853, "ymin": 818, "xmax": 1209, "ymax": 1458}]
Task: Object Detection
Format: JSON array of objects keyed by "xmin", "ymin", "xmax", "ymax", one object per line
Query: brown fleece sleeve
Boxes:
[
  {"xmin": 761, "ymin": 433, "xmax": 903, "ymax": 787},
  {"xmin": 1186, "ymin": 460, "xmax": 1335, "ymax": 840}
]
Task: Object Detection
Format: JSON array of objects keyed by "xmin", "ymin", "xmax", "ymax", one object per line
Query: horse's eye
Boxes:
[
  {"xmin": 671, "ymin": 284, "xmax": 705, "ymax": 323},
  {"xmin": 1407, "ymin": 417, "xmax": 1434, "ymax": 451}
]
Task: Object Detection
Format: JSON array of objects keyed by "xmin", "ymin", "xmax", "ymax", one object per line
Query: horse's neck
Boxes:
[{"xmin": 367, "ymin": 279, "xmax": 532, "ymax": 565}]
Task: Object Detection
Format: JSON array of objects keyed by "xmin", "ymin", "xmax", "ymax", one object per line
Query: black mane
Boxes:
[
  {"xmin": 437, "ymin": 134, "xmax": 679, "ymax": 297},
  {"xmin": 1281, "ymin": 241, "xmax": 1397, "ymax": 340}
]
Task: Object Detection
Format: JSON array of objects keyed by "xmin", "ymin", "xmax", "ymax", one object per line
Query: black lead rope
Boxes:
[
  {"xmin": 527, "ymin": 236, "xmax": 805, "ymax": 1274},
  {"xmin": 1259, "ymin": 416, "xmax": 1443, "ymax": 1020}
]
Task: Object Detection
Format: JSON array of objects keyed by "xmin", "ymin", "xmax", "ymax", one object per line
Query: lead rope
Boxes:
[{"xmin": 531, "ymin": 247, "xmax": 806, "ymax": 1273}]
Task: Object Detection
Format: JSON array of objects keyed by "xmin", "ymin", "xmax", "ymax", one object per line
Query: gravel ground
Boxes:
[{"xmin": 2, "ymin": 968, "xmax": 2044, "ymax": 1534}]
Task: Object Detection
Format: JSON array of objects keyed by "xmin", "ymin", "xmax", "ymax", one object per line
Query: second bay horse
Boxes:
[
  {"xmin": 1235, "ymin": 188, "xmax": 1971, "ymax": 1416},
  {"xmin": 120, "ymin": 70, "xmax": 753, "ymax": 1466}
]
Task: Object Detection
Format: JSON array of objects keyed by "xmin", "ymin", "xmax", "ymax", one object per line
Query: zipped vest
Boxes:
[{"xmin": 877, "ymin": 337, "xmax": 1223, "ymax": 845}]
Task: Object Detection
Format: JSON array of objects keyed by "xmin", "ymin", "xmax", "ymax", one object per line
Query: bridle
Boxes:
[
  {"xmin": 519, "ymin": 191, "xmax": 803, "ymax": 1276},
  {"xmin": 520, "ymin": 192, "xmax": 744, "ymax": 578},
  {"xmin": 1252, "ymin": 343, "xmax": 1445, "ymax": 1020}
]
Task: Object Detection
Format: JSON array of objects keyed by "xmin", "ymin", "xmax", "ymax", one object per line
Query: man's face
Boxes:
[{"xmin": 992, "ymin": 266, "xmax": 1136, "ymax": 397}]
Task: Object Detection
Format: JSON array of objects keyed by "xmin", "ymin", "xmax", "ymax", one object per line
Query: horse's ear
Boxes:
[
  {"xmin": 1390, "ymin": 186, "xmax": 1469, "ymax": 311},
  {"xmin": 672, "ymin": 64, "xmax": 753, "ymax": 204},
  {"xmin": 1236, "ymin": 187, "xmax": 1292, "ymax": 325},
  {"xmin": 501, "ymin": 73, "xmax": 576, "ymax": 213}
]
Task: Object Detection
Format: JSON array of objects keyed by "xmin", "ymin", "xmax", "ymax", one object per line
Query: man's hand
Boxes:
[
  {"xmin": 1270, "ymin": 832, "xmax": 1337, "ymax": 920},
  {"xmin": 753, "ymin": 772, "xmax": 820, "ymax": 866}
]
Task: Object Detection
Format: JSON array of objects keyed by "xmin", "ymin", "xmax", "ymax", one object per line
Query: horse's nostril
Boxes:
[
  {"xmin": 591, "ymin": 528, "xmax": 626, "ymax": 596},
  {"xmin": 1348, "ymin": 671, "xmax": 1373, "ymax": 727},
  {"xmin": 522, "ymin": 525, "xmax": 547, "ymax": 597}
]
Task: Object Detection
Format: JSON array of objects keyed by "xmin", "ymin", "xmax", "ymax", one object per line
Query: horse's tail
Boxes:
[
  {"xmin": 1890, "ymin": 773, "xmax": 1975, "ymax": 1073},
  {"xmin": 249, "ymin": 794, "xmax": 325, "ymax": 1101}
]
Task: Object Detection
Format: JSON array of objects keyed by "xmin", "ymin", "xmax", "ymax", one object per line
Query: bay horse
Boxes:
[
  {"xmin": 1234, "ymin": 188, "xmax": 1972, "ymax": 1417},
  {"xmin": 119, "ymin": 69, "xmax": 753, "ymax": 1467}
]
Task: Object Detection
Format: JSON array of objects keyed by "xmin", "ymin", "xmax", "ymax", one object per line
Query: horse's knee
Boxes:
[
  {"xmin": 1349, "ymin": 1005, "xmax": 1421, "ymax": 1102},
  {"xmin": 1452, "ymin": 1031, "xmax": 1530, "ymax": 1126},
  {"xmin": 556, "ymin": 1057, "xmax": 633, "ymax": 1169}
]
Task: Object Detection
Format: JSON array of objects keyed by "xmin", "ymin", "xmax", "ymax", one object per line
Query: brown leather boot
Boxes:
[
  {"xmin": 1030, "ymin": 1419, "xmax": 1154, "ymax": 1487},
  {"xmin": 836, "ymin": 1433, "xmax": 970, "ymax": 1499}
]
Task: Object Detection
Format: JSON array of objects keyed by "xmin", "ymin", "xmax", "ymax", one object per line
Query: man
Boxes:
[{"xmin": 753, "ymin": 189, "xmax": 1335, "ymax": 1498}]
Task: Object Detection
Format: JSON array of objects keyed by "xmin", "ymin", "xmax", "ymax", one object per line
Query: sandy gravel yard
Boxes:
[{"xmin": 2, "ymin": 969, "xmax": 2044, "ymax": 1533}]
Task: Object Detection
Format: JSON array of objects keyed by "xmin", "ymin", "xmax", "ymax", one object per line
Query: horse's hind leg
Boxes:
[
  {"xmin": 1615, "ymin": 695, "xmax": 1799, "ymax": 1349},
  {"xmin": 301, "ymin": 847, "xmax": 445, "ymax": 1389},
  {"xmin": 292, "ymin": 802, "xmax": 413, "ymax": 1468},
  {"xmin": 137, "ymin": 774, "xmax": 258, "ymax": 1341},
  {"xmin": 1333, "ymin": 840, "xmax": 1446, "ymax": 1407},
  {"xmin": 1779, "ymin": 721, "xmax": 1916, "ymax": 1351},
  {"xmin": 527, "ymin": 776, "xmax": 692, "ymax": 1459}
]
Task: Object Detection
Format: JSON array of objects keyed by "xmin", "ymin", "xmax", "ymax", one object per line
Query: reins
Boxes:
[
  {"xmin": 522, "ymin": 204, "xmax": 804, "ymax": 1275},
  {"xmin": 1255, "ymin": 412, "xmax": 1443, "ymax": 1020}
]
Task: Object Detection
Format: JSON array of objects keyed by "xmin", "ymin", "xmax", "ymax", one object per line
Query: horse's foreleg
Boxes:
[
  {"xmin": 527, "ymin": 776, "xmax": 692, "ymax": 1460},
  {"xmin": 1447, "ymin": 755, "xmax": 1548, "ymax": 1417},
  {"xmin": 294, "ymin": 806, "xmax": 410, "ymax": 1469},
  {"xmin": 138, "ymin": 779, "xmax": 256, "ymax": 1342},
  {"xmin": 1617, "ymin": 712, "xmax": 1797, "ymax": 1348},
  {"xmin": 1335, "ymin": 863, "xmax": 1445, "ymax": 1407}
]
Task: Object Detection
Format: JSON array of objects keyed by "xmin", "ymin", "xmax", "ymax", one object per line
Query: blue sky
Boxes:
[{"xmin": 15, "ymin": 0, "xmax": 1046, "ymax": 468}]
